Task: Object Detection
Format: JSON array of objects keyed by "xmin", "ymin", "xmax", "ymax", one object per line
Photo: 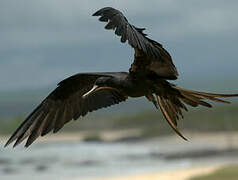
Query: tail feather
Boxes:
[
  {"xmin": 166, "ymin": 100, "xmax": 179, "ymax": 123},
  {"xmin": 157, "ymin": 96, "xmax": 188, "ymax": 140},
  {"xmin": 180, "ymin": 92, "xmax": 212, "ymax": 108},
  {"xmin": 156, "ymin": 85, "xmax": 238, "ymax": 140},
  {"xmin": 174, "ymin": 87, "xmax": 237, "ymax": 103}
]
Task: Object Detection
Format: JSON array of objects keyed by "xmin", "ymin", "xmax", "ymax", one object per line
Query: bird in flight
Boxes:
[{"xmin": 5, "ymin": 7, "xmax": 238, "ymax": 148}]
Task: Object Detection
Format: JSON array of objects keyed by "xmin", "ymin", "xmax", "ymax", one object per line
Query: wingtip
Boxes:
[
  {"xmin": 92, "ymin": 9, "xmax": 102, "ymax": 16},
  {"xmin": 4, "ymin": 139, "xmax": 19, "ymax": 148},
  {"xmin": 13, "ymin": 139, "xmax": 22, "ymax": 148},
  {"xmin": 182, "ymin": 135, "xmax": 189, "ymax": 141},
  {"xmin": 92, "ymin": 7, "xmax": 114, "ymax": 16},
  {"xmin": 4, "ymin": 138, "xmax": 14, "ymax": 148},
  {"xmin": 176, "ymin": 129, "xmax": 188, "ymax": 141},
  {"xmin": 4, "ymin": 142, "xmax": 9, "ymax": 148},
  {"xmin": 92, "ymin": 11, "xmax": 99, "ymax": 16},
  {"xmin": 13, "ymin": 142, "xmax": 18, "ymax": 148},
  {"xmin": 25, "ymin": 138, "xmax": 34, "ymax": 148},
  {"xmin": 24, "ymin": 143, "xmax": 31, "ymax": 148}
]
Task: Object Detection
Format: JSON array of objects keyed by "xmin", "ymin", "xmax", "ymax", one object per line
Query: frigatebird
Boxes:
[{"xmin": 5, "ymin": 7, "xmax": 238, "ymax": 147}]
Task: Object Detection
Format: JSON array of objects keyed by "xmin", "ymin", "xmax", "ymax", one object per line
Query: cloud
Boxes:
[
  {"xmin": 1, "ymin": 0, "xmax": 238, "ymax": 48},
  {"xmin": 0, "ymin": 0, "xmax": 238, "ymax": 91}
]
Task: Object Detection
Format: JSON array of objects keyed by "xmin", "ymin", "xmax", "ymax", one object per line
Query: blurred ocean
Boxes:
[{"xmin": 1, "ymin": 135, "xmax": 238, "ymax": 180}]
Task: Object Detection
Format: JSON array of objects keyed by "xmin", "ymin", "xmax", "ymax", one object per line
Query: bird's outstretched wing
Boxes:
[
  {"xmin": 5, "ymin": 72, "xmax": 127, "ymax": 147},
  {"xmin": 93, "ymin": 7, "xmax": 178, "ymax": 80}
]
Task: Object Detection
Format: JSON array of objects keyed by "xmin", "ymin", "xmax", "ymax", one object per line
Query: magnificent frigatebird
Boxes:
[{"xmin": 5, "ymin": 7, "xmax": 238, "ymax": 147}]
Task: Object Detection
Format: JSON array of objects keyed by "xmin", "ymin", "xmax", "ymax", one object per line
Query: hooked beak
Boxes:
[
  {"xmin": 82, "ymin": 85, "xmax": 99, "ymax": 98},
  {"xmin": 82, "ymin": 85, "xmax": 117, "ymax": 98}
]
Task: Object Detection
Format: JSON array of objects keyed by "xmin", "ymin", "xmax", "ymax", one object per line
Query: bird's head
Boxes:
[{"xmin": 82, "ymin": 77, "xmax": 116, "ymax": 98}]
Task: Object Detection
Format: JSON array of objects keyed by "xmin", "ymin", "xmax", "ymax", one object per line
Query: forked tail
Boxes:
[{"xmin": 156, "ymin": 85, "xmax": 238, "ymax": 140}]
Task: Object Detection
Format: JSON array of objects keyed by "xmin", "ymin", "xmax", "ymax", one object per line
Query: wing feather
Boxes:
[
  {"xmin": 93, "ymin": 7, "xmax": 178, "ymax": 79},
  {"xmin": 93, "ymin": 7, "xmax": 161, "ymax": 57},
  {"xmin": 5, "ymin": 72, "xmax": 128, "ymax": 147},
  {"xmin": 41, "ymin": 107, "xmax": 57, "ymax": 136}
]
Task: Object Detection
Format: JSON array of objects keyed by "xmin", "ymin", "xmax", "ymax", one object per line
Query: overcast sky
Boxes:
[{"xmin": 1, "ymin": 0, "xmax": 238, "ymax": 92}]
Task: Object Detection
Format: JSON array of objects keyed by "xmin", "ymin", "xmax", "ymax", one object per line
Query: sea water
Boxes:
[{"xmin": 1, "ymin": 138, "xmax": 237, "ymax": 180}]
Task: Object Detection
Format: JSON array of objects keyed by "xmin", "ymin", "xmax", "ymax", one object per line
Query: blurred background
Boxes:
[{"xmin": 1, "ymin": 0, "xmax": 238, "ymax": 180}]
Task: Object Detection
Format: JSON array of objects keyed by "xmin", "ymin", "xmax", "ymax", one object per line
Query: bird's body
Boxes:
[
  {"xmin": 5, "ymin": 7, "xmax": 238, "ymax": 147},
  {"xmin": 111, "ymin": 73, "xmax": 152, "ymax": 97}
]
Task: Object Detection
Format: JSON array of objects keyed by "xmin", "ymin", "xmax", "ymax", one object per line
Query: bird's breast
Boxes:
[{"xmin": 121, "ymin": 76, "xmax": 153, "ymax": 98}]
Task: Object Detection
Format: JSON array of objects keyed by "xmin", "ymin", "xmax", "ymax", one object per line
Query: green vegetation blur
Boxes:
[
  {"xmin": 190, "ymin": 165, "xmax": 238, "ymax": 180},
  {"xmin": 1, "ymin": 102, "xmax": 238, "ymax": 138}
]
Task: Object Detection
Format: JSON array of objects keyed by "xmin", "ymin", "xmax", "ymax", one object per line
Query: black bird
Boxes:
[{"xmin": 5, "ymin": 7, "xmax": 238, "ymax": 147}]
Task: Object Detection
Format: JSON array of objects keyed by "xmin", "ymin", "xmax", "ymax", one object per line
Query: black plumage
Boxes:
[
  {"xmin": 5, "ymin": 7, "xmax": 238, "ymax": 147},
  {"xmin": 93, "ymin": 7, "xmax": 178, "ymax": 80},
  {"xmin": 5, "ymin": 72, "xmax": 128, "ymax": 147}
]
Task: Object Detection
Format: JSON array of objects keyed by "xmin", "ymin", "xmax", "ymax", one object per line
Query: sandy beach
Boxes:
[
  {"xmin": 86, "ymin": 165, "xmax": 221, "ymax": 180},
  {"xmin": 2, "ymin": 131, "xmax": 238, "ymax": 180}
]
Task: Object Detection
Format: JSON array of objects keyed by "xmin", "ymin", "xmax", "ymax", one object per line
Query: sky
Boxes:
[{"xmin": 1, "ymin": 0, "xmax": 238, "ymax": 92}]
